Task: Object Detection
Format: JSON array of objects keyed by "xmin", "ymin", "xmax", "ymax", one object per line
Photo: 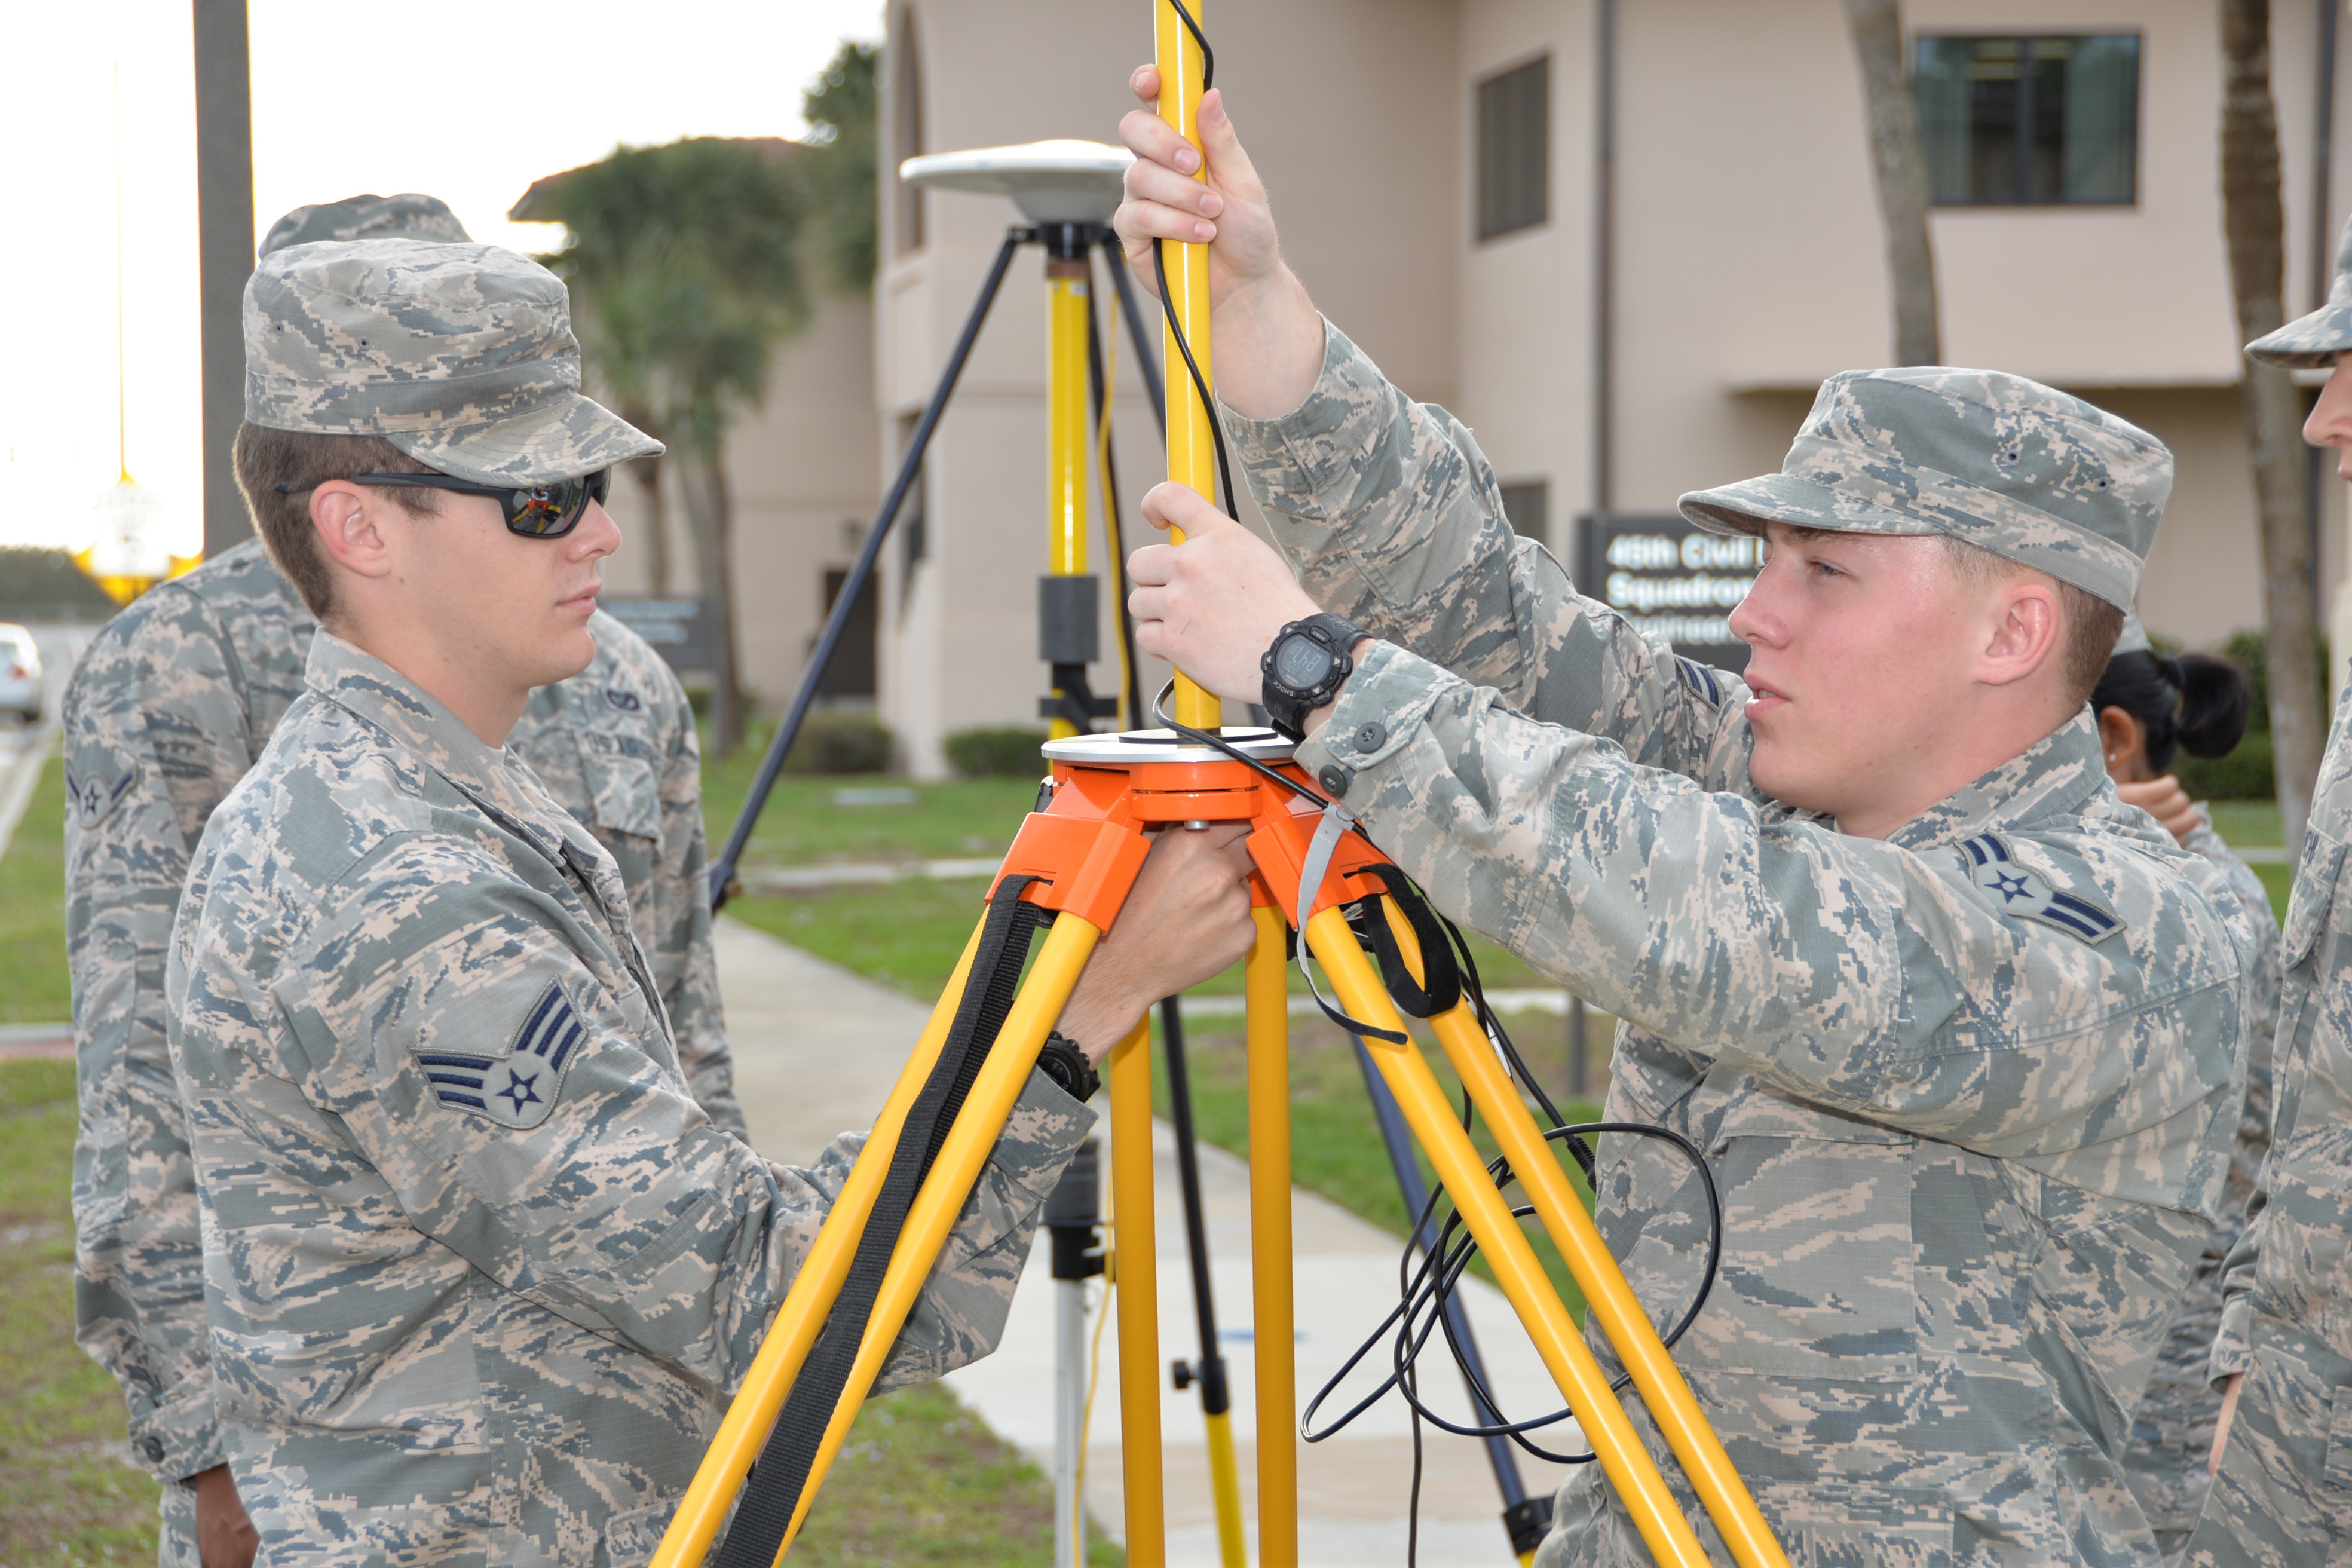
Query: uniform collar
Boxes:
[
  {"xmin": 1884, "ymin": 708, "xmax": 2108, "ymax": 853},
  {"xmin": 303, "ymin": 629, "xmax": 577, "ymax": 863}
]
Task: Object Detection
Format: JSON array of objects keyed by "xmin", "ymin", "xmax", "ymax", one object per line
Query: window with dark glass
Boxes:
[
  {"xmin": 1477, "ymin": 56, "xmax": 1549, "ymax": 241},
  {"xmin": 1915, "ymin": 35, "xmax": 2139, "ymax": 206}
]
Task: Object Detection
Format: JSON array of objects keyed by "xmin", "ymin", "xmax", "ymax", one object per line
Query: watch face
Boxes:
[{"xmin": 1274, "ymin": 635, "xmax": 1334, "ymax": 690}]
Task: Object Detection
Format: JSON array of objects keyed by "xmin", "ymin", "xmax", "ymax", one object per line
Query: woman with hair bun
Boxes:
[{"xmin": 2103, "ymin": 612, "xmax": 2280, "ymax": 1557}]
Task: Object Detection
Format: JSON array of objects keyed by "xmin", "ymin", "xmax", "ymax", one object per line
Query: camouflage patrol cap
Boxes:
[
  {"xmin": 242, "ymin": 239, "xmax": 660, "ymax": 487},
  {"xmin": 1678, "ymin": 367, "xmax": 2170, "ymax": 610},
  {"xmin": 259, "ymin": 193, "xmax": 470, "ymax": 259},
  {"xmin": 2247, "ymin": 213, "xmax": 2352, "ymax": 367}
]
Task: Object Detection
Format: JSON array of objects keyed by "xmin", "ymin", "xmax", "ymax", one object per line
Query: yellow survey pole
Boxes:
[
  {"xmin": 1108, "ymin": 1015, "xmax": 1165, "ymax": 1567},
  {"xmin": 1245, "ymin": 905, "xmax": 1298, "ymax": 1568},
  {"xmin": 1303, "ymin": 906, "xmax": 1714, "ymax": 1568},
  {"xmin": 1046, "ymin": 257, "xmax": 1094, "ymax": 740},
  {"xmin": 650, "ymin": 920, "xmax": 991, "ymax": 1568},
  {"xmin": 1154, "ymin": 0, "xmax": 1221, "ymax": 731},
  {"xmin": 771, "ymin": 913, "xmax": 1106, "ymax": 1559}
]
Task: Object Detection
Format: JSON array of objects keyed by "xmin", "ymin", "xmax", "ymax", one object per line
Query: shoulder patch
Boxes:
[
  {"xmin": 416, "ymin": 981, "xmax": 587, "ymax": 1128},
  {"xmin": 1675, "ymin": 657, "xmax": 1722, "ymax": 706},
  {"xmin": 65, "ymin": 764, "xmax": 140, "ymax": 831},
  {"xmin": 1958, "ymin": 832, "xmax": 2123, "ymax": 944},
  {"xmin": 604, "ymin": 686, "xmax": 642, "ymax": 713}
]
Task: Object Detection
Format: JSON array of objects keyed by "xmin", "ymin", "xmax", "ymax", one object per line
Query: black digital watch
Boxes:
[
  {"xmin": 1034, "ymin": 1030, "xmax": 1101, "ymax": 1103},
  {"xmin": 1259, "ymin": 613, "xmax": 1367, "ymax": 740}
]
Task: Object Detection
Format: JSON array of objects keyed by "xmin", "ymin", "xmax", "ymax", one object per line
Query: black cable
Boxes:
[{"xmin": 1150, "ymin": 240, "xmax": 1242, "ymax": 525}]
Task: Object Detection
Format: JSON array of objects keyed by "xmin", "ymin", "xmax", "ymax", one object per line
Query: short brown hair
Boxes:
[
  {"xmin": 231, "ymin": 424, "xmax": 442, "ymax": 621},
  {"xmin": 1937, "ymin": 535, "xmax": 2126, "ymax": 708}
]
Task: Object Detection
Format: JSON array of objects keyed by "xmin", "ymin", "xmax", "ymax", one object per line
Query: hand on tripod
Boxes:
[
  {"xmin": 1114, "ymin": 66, "xmax": 1321, "ymax": 421},
  {"xmin": 1054, "ymin": 820, "xmax": 1260, "ymax": 1062}
]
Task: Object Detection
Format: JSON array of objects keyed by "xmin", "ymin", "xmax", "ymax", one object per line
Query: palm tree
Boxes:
[
  {"xmin": 2218, "ymin": 0, "xmax": 2323, "ymax": 847},
  {"xmin": 517, "ymin": 138, "xmax": 807, "ymax": 757},
  {"xmin": 800, "ymin": 42, "xmax": 879, "ymax": 294},
  {"xmin": 1842, "ymin": 0, "xmax": 1941, "ymax": 365}
]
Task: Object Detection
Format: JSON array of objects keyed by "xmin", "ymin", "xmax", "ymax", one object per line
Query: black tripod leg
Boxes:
[
  {"xmin": 1351, "ymin": 1036, "xmax": 1555, "ymax": 1560},
  {"xmin": 1160, "ymin": 996, "xmax": 1233, "ymax": 1420},
  {"xmin": 708, "ymin": 230, "xmax": 1028, "ymax": 911}
]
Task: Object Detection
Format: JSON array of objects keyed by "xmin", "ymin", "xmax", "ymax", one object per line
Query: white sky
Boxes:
[{"xmin": 0, "ymin": 0, "xmax": 884, "ymax": 556}]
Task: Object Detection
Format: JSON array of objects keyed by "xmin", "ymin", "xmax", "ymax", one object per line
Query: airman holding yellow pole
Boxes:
[{"xmin": 1114, "ymin": 63, "xmax": 2258, "ymax": 1566}]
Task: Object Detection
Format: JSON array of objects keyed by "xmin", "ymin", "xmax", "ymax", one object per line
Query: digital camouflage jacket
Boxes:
[
  {"xmin": 163, "ymin": 630, "xmax": 1091, "ymax": 1564},
  {"xmin": 65, "ymin": 539, "xmax": 743, "ymax": 1490},
  {"xmin": 1231, "ymin": 323, "xmax": 2256, "ymax": 1567}
]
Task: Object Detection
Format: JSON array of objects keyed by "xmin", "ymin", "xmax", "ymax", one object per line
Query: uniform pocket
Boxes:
[
  {"xmin": 601, "ymin": 1497, "xmax": 676, "ymax": 1567},
  {"xmin": 2326, "ymin": 1385, "xmax": 2352, "ymax": 1489},
  {"xmin": 578, "ymin": 734, "xmax": 662, "ymax": 843},
  {"xmin": 1694, "ymin": 1090, "xmax": 1917, "ymax": 1381}
]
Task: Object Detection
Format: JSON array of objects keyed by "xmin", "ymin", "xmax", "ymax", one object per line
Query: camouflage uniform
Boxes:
[
  {"xmin": 168, "ymin": 628, "xmax": 1091, "ymax": 1564},
  {"xmin": 140, "ymin": 237, "xmax": 1095, "ymax": 1563},
  {"xmin": 1228, "ymin": 323, "xmax": 2256, "ymax": 1565},
  {"xmin": 2119, "ymin": 806, "xmax": 2277, "ymax": 1558},
  {"xmin": 2174, "ymin": 213, "xmax": 2352, "ymax": 1568}
]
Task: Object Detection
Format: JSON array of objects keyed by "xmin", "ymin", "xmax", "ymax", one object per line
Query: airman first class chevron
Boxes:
[
  {"xmin": 1958, "ymin": 832, "xmax": 2123, "ymax": 944},
  {"xmin": 416, "ymin": 981, "xmax": 585, "ymax": 1129}
]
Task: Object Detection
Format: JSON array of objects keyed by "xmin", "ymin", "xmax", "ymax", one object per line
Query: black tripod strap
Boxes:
[
  {"xmin": 1351, "ymin": 867, "xmax": 1463, "ymax": 1019},
  {"xmin": 713, "ymin": 877, "xmax": 1052, "ymax": 1568}
]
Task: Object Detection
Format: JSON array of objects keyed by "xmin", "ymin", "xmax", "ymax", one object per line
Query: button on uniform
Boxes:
[
  {"xmin": 1353, "ymin": 721, "xmax": 1386, "ymax": 752},
  {"xmin": 1317, "ymin": 764, "xmax": 1353, "ymax": 797}
]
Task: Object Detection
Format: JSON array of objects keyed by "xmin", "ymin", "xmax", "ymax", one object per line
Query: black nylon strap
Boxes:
[
  {"xmin": 713, "ymin": 877, "xmax": 1052, "ymax": 1568},
  {"xmin": 1350, "ymin": 867, "xmax": 1463, "ymax": 1019}
]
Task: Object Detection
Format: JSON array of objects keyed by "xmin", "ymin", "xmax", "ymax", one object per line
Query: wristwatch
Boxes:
[
  {"xmin": 1260, "ymin": 613, "xmax": 1367, "ymax": 740},
  {"xmin": 1035, "ymin": 1030, "xmax": 1101, "ymax": 1103}
]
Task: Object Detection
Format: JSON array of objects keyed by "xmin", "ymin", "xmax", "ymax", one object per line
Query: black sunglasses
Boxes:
[{"xmin": 276, "ymin": 468, "xmax": 611, "ymax": 538}]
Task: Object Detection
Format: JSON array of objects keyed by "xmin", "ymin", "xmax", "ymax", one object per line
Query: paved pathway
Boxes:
[{"xmin": 713, "ymin": 917, "xmax": 1582, "ymax": 1568}]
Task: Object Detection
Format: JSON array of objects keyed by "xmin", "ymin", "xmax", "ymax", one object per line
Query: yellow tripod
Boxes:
[{"xmin": 657, "ymin": 6, "xmax": 1794, "ymax": 1565}]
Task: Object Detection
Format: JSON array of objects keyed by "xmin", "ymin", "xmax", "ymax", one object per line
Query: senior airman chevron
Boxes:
[{"xmin": 414, "ymin": 981, "xmax": 584, "ymax": 1126}]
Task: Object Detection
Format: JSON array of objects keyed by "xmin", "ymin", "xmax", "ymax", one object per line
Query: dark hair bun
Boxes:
[{"xmin": 2172, "ymin": 651, "xmax": 2252, "ymax": 760}]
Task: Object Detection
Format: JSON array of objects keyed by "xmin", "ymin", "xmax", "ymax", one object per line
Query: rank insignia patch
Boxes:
[
  {"xmin": 1958, "ymin": 833, "xmax": 2122, "ymax": 944},
  {"xmin": 65, "ymin": 764, "xmax": 139, "ymax": 831},
  {"xmin": 416, "ymin": 982, "xmax": 586, "ymax": 1128}
]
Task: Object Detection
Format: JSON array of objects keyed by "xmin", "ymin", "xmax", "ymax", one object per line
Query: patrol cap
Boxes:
[
  {"xmin": 2247, "ymin": 213, "xmax": 2352, "ymax": 367},
  {"xmin": 1678, "ymin": 367, "xmax": 2171, "ymax": 611},
  {"xmin": 241, "ymin": 239, "xmax": 661, "ymax": 488},
  {"xmin": 259, "ymin": 192, "xmax": 470, "ymax": 259}
]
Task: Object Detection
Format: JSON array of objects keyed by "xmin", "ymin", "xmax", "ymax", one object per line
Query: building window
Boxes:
[
  {"xmin": 891, "ymin": 10, "xmax": 926, "ymax": 255},
  {"xmin": 1915, "ymin": 35, "xmax": 2139, "ymax": 206},
  {"xmin": 818, "ymin": 568, "xmax": 880, "ymax": 699},
  {"xmin": 1498, "ymin": 481, "xmax": 1548, "ymax": 546},
  {"xmin": 1477, "ymin": 56, "xmax": 1549, "ymax": 241}
]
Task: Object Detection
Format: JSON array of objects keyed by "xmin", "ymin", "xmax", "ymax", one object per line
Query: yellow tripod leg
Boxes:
[
  {"xmin": 1247, "ymin": 906, "xmax": 1297, "ymax": 1568},
  {"xmin": 650, "ymin": 917, "xmax": 991, "ymax": 1568},
  {"xmin": 1364, "ymin": 899, "xmax": 1790, "ymax": 1568},
  {"xmin": 1203, "ymin": 1411, "xmax": 1245, "ymax": 1568},
  {"xmin": 766, "ymin": 912, "xmax": 1107, "ymax": 1560},
  {"xmin": 1303, "ymin": 908, "xmax": 1714, "ymax": 1568},
  {"xmin": 1109, "ymin": 1014, "xmax": 1165, "ymax": 1567}
]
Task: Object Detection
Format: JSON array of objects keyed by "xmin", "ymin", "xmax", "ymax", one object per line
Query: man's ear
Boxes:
[
  {"xmin": 308, "ymin": 481, "xmax": 396, "ymax": 585},
  {"xmin": 1977, "ymin": 575, "xmax": 2064, "ymax": 690}
]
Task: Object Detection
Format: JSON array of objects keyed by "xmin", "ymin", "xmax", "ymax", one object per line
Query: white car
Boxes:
[{"xmin": 0, "ymin": 624, "xmax": 44, "ymax": 724}]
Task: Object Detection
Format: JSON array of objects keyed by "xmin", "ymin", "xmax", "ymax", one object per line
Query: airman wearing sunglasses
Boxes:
[
  {"xmin": 63, "ymin": 196, "xmax": 748, "ymax": 1568},
  {"xmin": 152, "ymin": 237, "xmax": 1260, "ymax": 1564}
]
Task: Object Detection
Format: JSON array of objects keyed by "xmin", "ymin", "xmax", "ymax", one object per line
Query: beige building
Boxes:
[{"xmin": 610, "ymin": 1, "xmax": 2352, "ymax": 779}]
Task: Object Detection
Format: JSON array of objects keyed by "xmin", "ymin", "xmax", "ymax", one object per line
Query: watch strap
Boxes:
[{"xmin": 1035, "ymin": 1030, "xmax": 1101, "ymax": 1103}]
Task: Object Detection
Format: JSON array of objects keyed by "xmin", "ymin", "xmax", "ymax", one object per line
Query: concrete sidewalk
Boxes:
[{"xmin": 714, "ymin": 915, "xmax": 1581, "ymax": 1568}]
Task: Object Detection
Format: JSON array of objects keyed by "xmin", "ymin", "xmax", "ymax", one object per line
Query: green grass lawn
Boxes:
[
  {"xmin": 2204, "ymin": 798, "xmax": 2283, "ymax": 848},
  {"xmin": 1, "ymin": 748, "xmax": 71, "ymax": 1024},
  {"xmin": 0, "ymin": 1058, "xmax": 163, "ymax": 1564}
]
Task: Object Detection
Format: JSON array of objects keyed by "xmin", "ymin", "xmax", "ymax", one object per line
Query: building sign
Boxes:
[
  {"xmin": 1578, "ymin": 515, "xmax": 1756, "ymax": 673},
  {"xmin": 599, "ymin": 596, "xmax": 715, "ymax": 672}
]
